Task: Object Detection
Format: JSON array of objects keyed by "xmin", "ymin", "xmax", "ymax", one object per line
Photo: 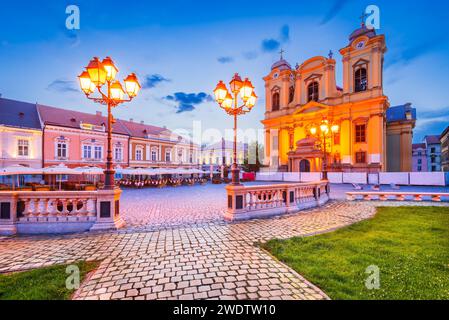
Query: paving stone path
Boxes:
[{"xmin": 0, "ymin": 185, "xmax": 448, "ymax": 300}]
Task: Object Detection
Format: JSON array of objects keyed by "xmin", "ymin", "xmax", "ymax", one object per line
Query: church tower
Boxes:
[
  {"xmin": 339, "ymin": 23, "xmax": 387, "ymax": 100},
  {"xmin": 261, "ymin": 21, "xmax": 415, "ymax": 174}
]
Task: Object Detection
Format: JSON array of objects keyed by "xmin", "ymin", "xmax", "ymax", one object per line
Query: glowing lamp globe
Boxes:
[
  {"xmin": 246, "ymin": 92, "xmax": 258, "ymax": 109},
  {"xmin": 87, "ymin": 57, "xmax": 107, "ymax": 87},
  {"xmin": 331, "ymin": 124, "xmax": 339, "ymax": 133},
  {"xmin": 110, "ymin": 81, "xmax": 125, "ymax": 101},
  {"xmin": 124, "ymin": 73, "xmax": 141, "ymax": 98},
  {"xmin": 320, "ymin": 123, "xmax": 329, "ymax": 134},
  {"xmin": 102, "ymin": 57, "xmax": 118, "ymax": 82},
  {"xmin": 229, "ymin": 73, "xmax": 243, "ymax": 93},
  {"xmin": 310, "ymin": 127, "xmax": 317, "ymax": 135},
  {"xmin": 214, "ymin": 81, "xmax": 228, "ymax": 104},
  {"xmin": 240, "ymin": 78, "xmax": 254, "ymax": 102},
  {"xmin": 222, "ymin": 92, "xmax": 233, "ymax": 110},
  {"xmin": 78, "ymin": 71, "xmax": 94, "ymax": 95}
]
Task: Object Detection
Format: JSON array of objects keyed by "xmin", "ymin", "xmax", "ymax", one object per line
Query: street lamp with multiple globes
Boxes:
[
  {"xmin": 309, "ymin": 119, "xmax": 340, "ymax": 180},
  {"xmin": 214, "ymin": 73, "xmax": 257, "ymax": 185},
  {"xmin": 78, "ymin": 57, "xmax": 141, "ymax": 190}
]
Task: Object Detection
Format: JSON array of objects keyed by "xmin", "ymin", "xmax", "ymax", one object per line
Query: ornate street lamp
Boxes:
[
  {"xmin": 309, "ymin": 119, "xmax": 339, "ymax": 180},
  {"xmin": 214, "ymin": 73, "xmax": 257, "ymax": 185},
  {"xmin": 78, "ymin": 57, "xmax": 141, "ymax": 190}
]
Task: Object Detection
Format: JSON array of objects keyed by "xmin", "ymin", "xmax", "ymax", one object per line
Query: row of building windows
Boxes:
[
  {"xmin": 271, "ymin": 68, "xmax": 368, "ymax": 110},
  {"xmin": 134, "ymin": 149, "xmax": 194, "ymax": 163}
]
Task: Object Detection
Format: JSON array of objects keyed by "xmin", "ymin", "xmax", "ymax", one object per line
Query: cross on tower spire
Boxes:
[
  {"xmin": 359, "ymin": 11, "xmax": 369, "ymax": 27},
  {"xmin": 279, "ymin": 48, "xmax": 285, "ymax": 60}
]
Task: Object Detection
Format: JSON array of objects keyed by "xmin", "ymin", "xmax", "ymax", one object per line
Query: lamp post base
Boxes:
[
  {"xmin": 231, "ymin": 167, "xmax": 241, "ymax": 186},
  {"xmin": 104, "ymin": 169, "xmax": 116, "ymax": 190}
]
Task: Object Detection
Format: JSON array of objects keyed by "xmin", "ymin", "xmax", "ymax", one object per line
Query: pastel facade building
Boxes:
[
  {"xmin": 261, "ymin": 23, "xmax": 416, "ymax": 173},
  {"xmin": 0, "ymin": 98, "xmax": 42, "ymax": 169},
  {"xmin": 412, "ymin": 143, "xmax": 427, "ymax": 172},
  {"xmin": 0, "ymin": 98, "xmax": 200, "ymax": 171},
  {"xmin": 423, "ymin": 135, "xmax": 441, "ymax": 172},
  {"xmin": 123, "ymin": 119, "xmax": 200, "ymax": 168},
  {"xmin": 201, "ymin": 140, "xmax": 248, "ymax": 166},
  {"xmin": 38, "ymin": 105, "xmax": 130, "ymax": 169}
]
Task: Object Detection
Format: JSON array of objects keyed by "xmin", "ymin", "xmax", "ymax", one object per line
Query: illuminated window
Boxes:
[
  {"xmin": 333, "ymin": 133, "xmax": 340, "ymax": 145},
  {"xmin": 94, "ymin": 146, "xmax": 102, "ymax": 160},
  {"xmin": 355, "ymin": 124, "xmax": 366, "ymax": 143},
  {"xmin": 289, "ymin": 86, "xmax": 295, "ymax": 103},
  {"xmin": 355, "ymin": 68, "xmax": 367, "ymax": 92},
  {"xmin": 18, "ymin": 139, "xmax": 29, "ymax": 157},
  {"xmin": 165, "ymin": 150, "xmax": 171, "ymax": 162},
  {"xmin": 135, "ymin": 148, "xmax": 143, "ymax": 161},
  {"xmin": 57, "ymin": 142, "xmax": 67, "ymax": 159},
  {"xmin": 355, "ymin": 151, "xmax": 366, "ymax": 164},
  {"xmin": 307, "ymin": 82, "xmax": 319, "ymax": 102},
  {"xmin": 272, "ymin": 92, "xmax": 280, "ymax": 111},
  {"xmin": 83, "ymin": 145, "xmax": 92, "ymax": 159},
  {"xmin": 114, "ymin": 146, "xmax": 123, "ymax": 161},
  {"xmin": 151, "ymin": 149, "xmax": 158, "ymax": 162}
]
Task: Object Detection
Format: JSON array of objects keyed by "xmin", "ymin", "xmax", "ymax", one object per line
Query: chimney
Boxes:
[
  {"xmin": 129, "ymin": 118, "xmax": 134, "ymax": 122},
  {"xmin": 96, "ymin": 111, "xmax": 102, "ymax": 116}
]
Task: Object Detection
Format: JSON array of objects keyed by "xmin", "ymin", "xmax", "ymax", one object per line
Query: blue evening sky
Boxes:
[{"xmin": 0, "ymin": 0, "xmax": 448, "ymax": 143}]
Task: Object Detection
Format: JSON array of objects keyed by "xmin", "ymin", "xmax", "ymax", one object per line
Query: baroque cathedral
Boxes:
[{"xmin": 262, "ymin": 23, "xmax": 416, "ymax": 173}]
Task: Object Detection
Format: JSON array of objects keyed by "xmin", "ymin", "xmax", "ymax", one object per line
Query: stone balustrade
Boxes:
[
  {"xmin": 225, "ymin": 181, "xmax": 329, "ymax": 221},
  {"xmin": 17, "ymin": 191, "xmax": 98, "ymax": 221},
  {"xmin": 0, "ymin": 189, "xmax": 124, "ymax": 235},
  {"xmin": 346, "ymin": 192, "xmax": 449, "ymax": 202}
]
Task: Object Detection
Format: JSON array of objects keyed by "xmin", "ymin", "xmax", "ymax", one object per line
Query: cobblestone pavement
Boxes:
[
  {"xmin": 0, "ymin": 185, "xmax": 448, "ymax": 300},
  {"xmin": 120, "ymin": 185, "xmax": 226, "ymax": 231}
]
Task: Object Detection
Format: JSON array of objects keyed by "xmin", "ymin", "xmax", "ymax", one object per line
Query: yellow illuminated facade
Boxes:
[{"xmin": 262, "ymin": 24, "xmax": 415, "ymax": 173}]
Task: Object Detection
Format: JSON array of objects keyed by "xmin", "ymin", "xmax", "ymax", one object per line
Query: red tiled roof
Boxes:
[
  {"xmin": 118, "ymin": 119, "xmax": 167, "ymax": 139},
  {"xmin": 37, "ymin": 104, "xmax": 129, "ymax": 135},
  {"xmin": 424, "ymin": 135, "xmax": 440, "ymax": 145}
]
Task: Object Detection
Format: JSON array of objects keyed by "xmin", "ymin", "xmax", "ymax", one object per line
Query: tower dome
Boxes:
[
  {"xmin": 271, "ymin": 59, "xmax": 292, "ymax": 71},
  {"xmin": 349, "ymin": 24, "xmax": 376, "ymax": 42}
]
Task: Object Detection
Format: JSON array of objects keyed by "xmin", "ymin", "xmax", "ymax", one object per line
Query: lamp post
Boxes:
[
  {"xmin": 309, "ymin": 120, "xmax": 339, "ymax": 180},
  {"xmin": 78, "ymin": 57, "xmax": 141, "ymax": 190},
  {"xmin": 214, "ymin": 74, "xmax": 257, "ymax": 186}
]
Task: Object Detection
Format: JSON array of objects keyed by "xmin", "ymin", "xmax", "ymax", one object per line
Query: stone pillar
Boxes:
[
  {"xmin": 224, "ymin": 184, "xmax": 247, "ymax": 221},
  {"xmin": 0, "ymin": 192, "xmax": 18, "ymax": 235},
  {"xmin": 91, "ymin": 188, "xmax": 125, "ymax": 231},
  {"xmin": 265, "ymin": 129, "xmax": 271, "ymax": 166}
]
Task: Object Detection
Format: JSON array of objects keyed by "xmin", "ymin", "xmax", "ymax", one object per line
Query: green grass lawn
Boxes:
[
  {"xmin": 263, "ymin": 206, "xmax": 449, "ymax": 300},
  {"xmin": 0, "ymin": 261, "xmax": 99, "ymax": 300}
]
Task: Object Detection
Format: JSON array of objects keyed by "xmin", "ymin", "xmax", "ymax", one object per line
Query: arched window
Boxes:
[
  {"xmin": 289, "ymin": 86, "xmax": 295, "ymax": 103},
  {"xmin": 272, "ymin": 92, "xmax": 280, "ymax": 111},
  {"xmin": 355, "ymin": 68, "xmax": 367, "ymax": 92},
  {"xmin": 307, "ymin": 82, "xmax": 319, "ymax": 102}
]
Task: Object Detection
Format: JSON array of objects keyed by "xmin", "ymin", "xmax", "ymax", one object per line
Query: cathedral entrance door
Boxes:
[{"xmin": 299, "ymin": 159, "xmax": 311, "ymax": 173}]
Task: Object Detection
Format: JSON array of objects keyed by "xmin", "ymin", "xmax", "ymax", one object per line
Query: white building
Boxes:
[{"xmin": 0, "ymin": 98, "xmax": 43, "ymax": 169}]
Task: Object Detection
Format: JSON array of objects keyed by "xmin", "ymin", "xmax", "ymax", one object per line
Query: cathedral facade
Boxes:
[{"xmin": 262, "ymin": 24, "xmax": 416, "ymax": 173}]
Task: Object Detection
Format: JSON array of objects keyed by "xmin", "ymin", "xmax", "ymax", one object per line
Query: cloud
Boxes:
[
  {"xmin": 217, "ymin": 56, "xmax": 234, "ymax": 64},
  {"xmin": 47, "ymin": 79, "xmax": 78, "ymax": 93},
  {"xmin": 261, "ymin": 39, "xmax": 281, "ymax": 53},
  {"xmin": 142, "ymin": 74, "xmax": 171, "ymax": 89},
  {"xmin": 386, "ymin": 38, "xmax": 448, "ymax": 68},
  {"xmin": 261, "ymin": 24, "xmax": 290, "ymax": 53},
  {"xmin": 280, "ymin": 25, "xmax": 290, "ymax": 42},
  {"xmin": 320, "ymin": 0, "xmax": 351, "ymax": 25},
  {"xmin": 164, "ymin": 92, "xmax": 213, "ymax": 113},
  {"xmin": 412, "ymin": 107, "xmax": 449, "ymax": 141}
]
